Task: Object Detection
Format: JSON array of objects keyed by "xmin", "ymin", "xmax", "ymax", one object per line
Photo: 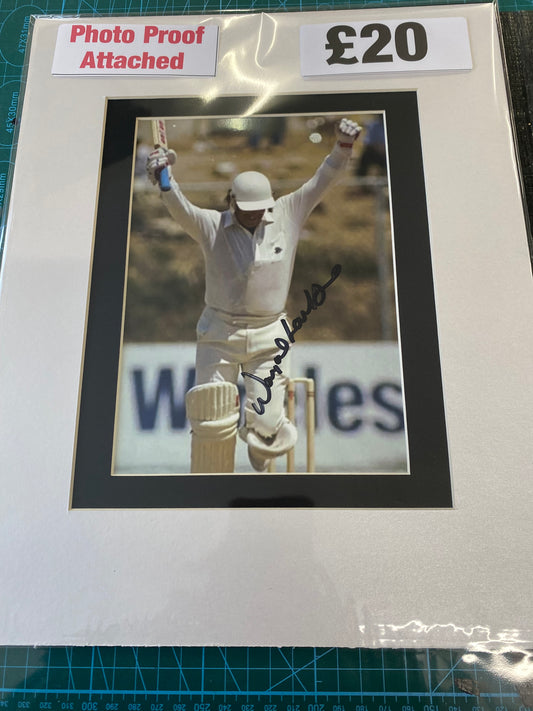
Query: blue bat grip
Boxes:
[{"xmin": 159, "ymin": 167, "xmax": 171, "ymax": 192}]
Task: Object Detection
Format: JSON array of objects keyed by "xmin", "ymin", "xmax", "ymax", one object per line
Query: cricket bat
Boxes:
[{"xmin": 151, "ymin": 119, "xmax": 171, "ymax": 192}]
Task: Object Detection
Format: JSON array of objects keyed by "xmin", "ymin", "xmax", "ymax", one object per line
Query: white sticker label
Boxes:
[
  {"xmin": 300, "ymin": 17, "xmax": 472, "ymax": 76},
  {"xmin": 52, "ymin": 23, "xmax": 219, "ymax": 76}
]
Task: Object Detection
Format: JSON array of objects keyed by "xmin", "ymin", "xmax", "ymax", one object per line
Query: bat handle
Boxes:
[{"xmin": 159, "ymin": 166, "xmax": 171, "ymax": 192}]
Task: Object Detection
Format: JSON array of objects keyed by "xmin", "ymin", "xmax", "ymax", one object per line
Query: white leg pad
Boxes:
[{"xmin": 186, "ymin": 382, "xmax": 240, "ymax": 473}]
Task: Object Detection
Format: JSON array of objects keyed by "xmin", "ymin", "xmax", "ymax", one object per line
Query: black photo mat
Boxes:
[{"xmin": 71, "ymin": 92, "xmax": 452, "ymax": 509}]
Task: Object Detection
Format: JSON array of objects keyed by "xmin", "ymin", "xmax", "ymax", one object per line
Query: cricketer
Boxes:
[{"xmin": 146, "ymin": 117, "xmax": 361, "ymax": 473}]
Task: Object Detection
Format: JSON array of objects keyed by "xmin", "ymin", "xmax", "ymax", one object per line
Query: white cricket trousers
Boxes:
[{"xmin": 194, "ymin": 306, "xmax": 291, "ymax": 438}]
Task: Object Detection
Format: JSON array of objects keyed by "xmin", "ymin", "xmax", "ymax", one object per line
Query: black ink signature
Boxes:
[{"xmin": 242, "ymin": 264, "xmax": 342, "ymax": 415}]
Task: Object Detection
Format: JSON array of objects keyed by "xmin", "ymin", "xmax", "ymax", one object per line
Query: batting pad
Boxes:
[{"xmin": 186, "ymin": 382, "xmax": 240, "ymax": 473}]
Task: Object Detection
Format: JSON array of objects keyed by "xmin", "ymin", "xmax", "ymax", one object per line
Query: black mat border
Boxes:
[{"xmin": 71, "ymin": 92, "xmax": 452, "ymax": 509}]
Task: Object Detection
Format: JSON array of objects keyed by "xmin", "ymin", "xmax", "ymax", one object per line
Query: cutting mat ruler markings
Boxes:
[{"xmin": 1, "ymin": 648, "xmax": 532, "ymax": 711}]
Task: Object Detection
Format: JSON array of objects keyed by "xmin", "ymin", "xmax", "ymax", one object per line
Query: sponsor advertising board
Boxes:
[{"xmin": 114, "ymin": 342, "xmax": 407, "ymax": 474}]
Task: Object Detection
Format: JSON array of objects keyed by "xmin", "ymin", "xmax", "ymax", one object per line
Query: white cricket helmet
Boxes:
[{"xmin": 231, "ymin": 171, "xmax": 275, "ymax": 211}]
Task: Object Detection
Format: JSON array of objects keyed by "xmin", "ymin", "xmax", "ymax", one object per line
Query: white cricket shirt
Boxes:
[{"xmin": 162, "ymin": 149, "xmax": 349, "ymax": 318}]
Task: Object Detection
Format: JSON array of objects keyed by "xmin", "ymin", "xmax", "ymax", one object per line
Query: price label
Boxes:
[{"xmin": 300, "ymin": 17, "xmax": 472, "ymax": 76}]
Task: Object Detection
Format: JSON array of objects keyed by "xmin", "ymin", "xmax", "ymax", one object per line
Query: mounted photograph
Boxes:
[
  {"xmin": 2, "ymin": 5, "xmax": 531, "ymax": 648},
  {"xmin": 72, "ymin": 92, "xmax": 451, "ymax": 507},
  {"xmin": 114, "ymin": 110, "xmax": 404, "ymax": 477}
]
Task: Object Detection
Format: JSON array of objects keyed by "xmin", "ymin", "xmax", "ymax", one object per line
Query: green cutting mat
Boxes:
[
  {"xmin": 1, "ymin": 647, "xmax": 533, "ymax": 711},
  {"xmin": 1, "ymin": 0, "xmax": 532, "ymax": 705}
]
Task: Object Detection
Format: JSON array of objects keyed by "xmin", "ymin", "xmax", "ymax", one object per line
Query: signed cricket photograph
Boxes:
[
  {"xmin": 72, "ymin": 92, "xmax": 451, "ymax": 507},
  {"xmin": 1, "ymin": 4, "xmax": 532, "ymax": 647},
  {"xmin": 114, "ymin": 111, "xmax": 404, "ymax": 476}
]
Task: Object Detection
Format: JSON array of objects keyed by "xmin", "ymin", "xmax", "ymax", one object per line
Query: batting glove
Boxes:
[
  {"xmin": 146, "ymin": 147, "xmax": 177, "ymax": 186},
  {"xmin": 335, "ymin": 118, "xmax": 362, "ymax": 149}
]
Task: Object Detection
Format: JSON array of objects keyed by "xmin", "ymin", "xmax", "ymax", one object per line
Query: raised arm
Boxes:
[
  {"xmin": 280, "ymin": 118, "xmax": 362, "ymax": 225},
  {"xmin": 146, "ymin": 147, "xmax": 218, "ymax": 244}
]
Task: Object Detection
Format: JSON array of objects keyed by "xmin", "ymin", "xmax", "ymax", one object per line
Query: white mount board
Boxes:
[{"xmin": 0, "ymin": 4, "xmax": 532, "ymax": 647}]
